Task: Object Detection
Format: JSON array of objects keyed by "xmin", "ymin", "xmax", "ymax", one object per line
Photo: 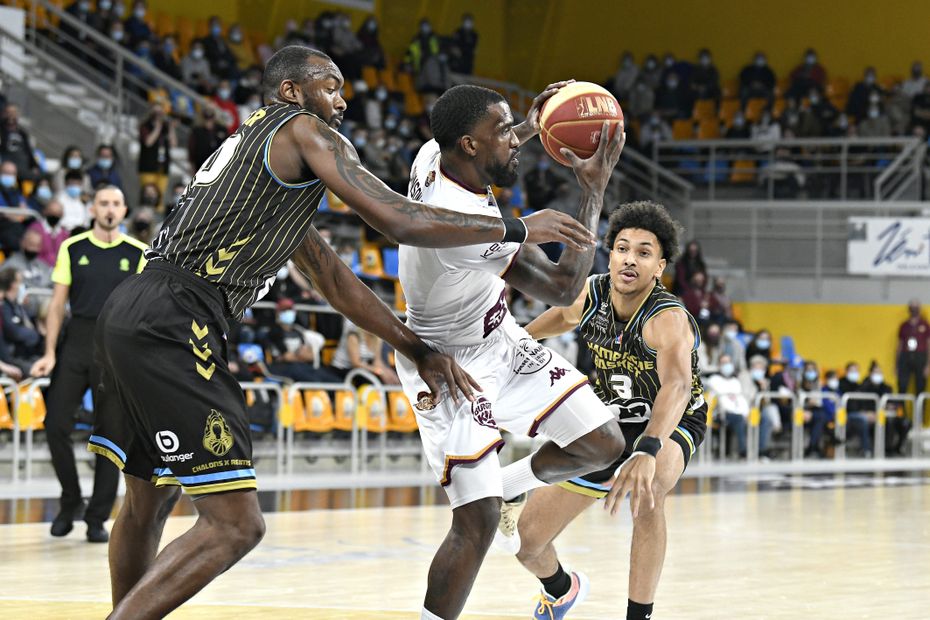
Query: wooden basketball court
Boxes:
[{"xmin": 1, "ymin": 476, "xmax": 928, "ymax": 619}]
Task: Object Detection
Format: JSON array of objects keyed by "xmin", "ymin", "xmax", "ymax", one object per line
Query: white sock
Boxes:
[
  {"xmin": 500, "ymin": 454, "xmax": 547, "ymax": 501},
  {"xmin": 422, "ymin": 608, "xmax": 444, "ymax": 620}
]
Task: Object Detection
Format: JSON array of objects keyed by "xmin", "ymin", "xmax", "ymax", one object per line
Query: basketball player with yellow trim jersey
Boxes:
[{"xmin": 508, "ymin": 202, "xmax": 707, "ymax": 620}]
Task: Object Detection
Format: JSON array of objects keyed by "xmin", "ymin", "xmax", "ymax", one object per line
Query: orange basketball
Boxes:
[{"xmin": 539, "ymin": 82, "xmax": 624, "ymax": 166}]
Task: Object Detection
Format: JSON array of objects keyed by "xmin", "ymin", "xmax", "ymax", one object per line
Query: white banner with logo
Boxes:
[{"xmin": 847, "ymin": 217, "xmax": 930, "ymax": 276}]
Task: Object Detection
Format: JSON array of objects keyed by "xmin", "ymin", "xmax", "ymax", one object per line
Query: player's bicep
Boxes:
[{"xmin": 645, "ymin": 310, "xmax": 694, "ymax": 386}]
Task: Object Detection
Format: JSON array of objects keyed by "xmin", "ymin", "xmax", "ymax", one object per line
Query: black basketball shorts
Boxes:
[{"xmin": 88, "ymin": 261, "xmax": 256, "ymax": 496}]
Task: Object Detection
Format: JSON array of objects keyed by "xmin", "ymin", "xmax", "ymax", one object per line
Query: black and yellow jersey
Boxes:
[
  {"xmin": 148, "ymin": 103, "xmax": 328, "ymax": 319},
  {"xmin": 51, "ymin": 230, "xmax": 147, "ymax": 319},
  {"xmin": 578, "ymin": 275, "xmax": 706, "ymax": 424}
]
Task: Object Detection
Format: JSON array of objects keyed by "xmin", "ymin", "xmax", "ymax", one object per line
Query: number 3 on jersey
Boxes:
[
  {"xmin": 193, "ymin": 133, "xmax": 242, "ymax": 187},
  {"xmin": 609, "ymin": 374, "xmax": 633, "ymax": 399}
]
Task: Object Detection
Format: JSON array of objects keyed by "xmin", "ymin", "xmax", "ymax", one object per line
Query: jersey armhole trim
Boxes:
[{"xmin": 263, "ymin": 112, "xmax": 323, "ymax": 189}]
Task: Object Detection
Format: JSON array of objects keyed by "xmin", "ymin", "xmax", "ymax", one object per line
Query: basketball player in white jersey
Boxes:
[{"xmin": 396, "ymin": 83, "xmax": 626, "ymax": 620}]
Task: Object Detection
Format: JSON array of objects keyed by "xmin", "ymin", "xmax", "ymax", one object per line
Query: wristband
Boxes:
[
  {"xmin": 633, "ymin": 435, "xmax": 662, "ymax": 458},
  {"xmin": 501, "ymin": 217, "xmax": 528, "ymax": 243}
]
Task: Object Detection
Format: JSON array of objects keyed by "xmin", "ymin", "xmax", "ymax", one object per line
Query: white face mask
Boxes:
[
  {"xmin": 870, "ymin": 372, "xmax": 884, "ymax": 384},
  {"xmin": 826, "ymin": 378, "xmax": 839, "ymax": 390}
]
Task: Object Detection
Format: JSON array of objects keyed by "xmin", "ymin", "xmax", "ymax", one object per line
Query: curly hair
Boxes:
[
  {"xmin": 603, "ymin": 201, "xmax": 681, "ymax": 263},
  {"xmin": 430, "ymin": 84, "xmax": 506, "ymax": 151}
]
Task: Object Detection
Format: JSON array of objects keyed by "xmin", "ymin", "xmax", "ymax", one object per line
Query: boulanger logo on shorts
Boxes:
[
  {"xmin": 156, "ymin": 430, "xmax": 194, "ymax": 463},
  {"xmin": 203, "ymin": 409, "xmax": 234, "ymax": 457},
  {"xmin": 512, "ymin": 338, "xmax": 553, "ymax": 375}
]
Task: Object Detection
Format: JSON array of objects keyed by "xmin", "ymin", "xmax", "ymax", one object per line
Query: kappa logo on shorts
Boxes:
[
  {"xmin": 471, "ymin": 397, "xmax": 497, "ymax": 429},
  {"xmin": 415, "ymin": 391, "xmax": 436, "ymax": 411},
  {"xmin": 203, "ymin": 409, "xmax": 234, "ymax": 457},
  {"xmin": 549, "ymin": 367, "xmax": 567, "ymax": 386}
]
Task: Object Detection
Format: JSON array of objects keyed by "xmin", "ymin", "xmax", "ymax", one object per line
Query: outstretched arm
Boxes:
[
  {"xmin": 291, "ymin": 226, "xmax": 480, "ymax": 402},
  {"xmin": 503, "ymin": 123, "xmax": 625, "ymax": 306},
  {"xmin": 288, "ymin": 115, "xmax": 595, "ymax": 250}
]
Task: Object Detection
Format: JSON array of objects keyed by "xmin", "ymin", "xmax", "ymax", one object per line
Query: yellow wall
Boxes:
[{"xmin": 734, "ymin": 302, "xmax": 914, "ymax": 381}]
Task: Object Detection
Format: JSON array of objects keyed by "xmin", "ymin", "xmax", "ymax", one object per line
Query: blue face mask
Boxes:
[
  {"xmin": 278, "ymin": 310, "xmax": 297, "ymax": 325},
  {"xmin": 0, "ymin": 174, "xmax": 15, "ymax": 188},
  {"xmin": 211, "ymin": 25, "xmax": 222, "ymax": 37},
  {"xmin": 36, "ymin": 186, "xmax": 53, "ymax": 201},
  {"xmin": 755, "ymin": 338, "xmax": 771, "ymax": 350},
  {"xmin": 67, "ymin": 157, "xmax": 83, "ymax": 170},
  {"xmin": 66, "ymin": 185, "xmax": 82, "ymax": 199},
  {"xmin": 721, "ymin": 362, "xmax": 735, "ymax": 377},
  {"xmin": 804, "ymin": 370, "xmax": 818, "ymax": 382},
  {"xmin": 98, "ymin": 158, "xmax": 113, "ymax": 170},
  {"xmin": 750, "ymin": 368, "xmax": 766, "ymax": 381}
]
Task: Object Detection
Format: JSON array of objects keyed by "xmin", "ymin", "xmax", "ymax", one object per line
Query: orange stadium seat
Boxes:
[
  {"xmin": 827, "ymin": 77, "xmax": 850, "ymax": 98},
  {"xmin": 772, "ymin": 97, "xmax": 786, "ymax": 118},
  {"xmin": 697, "ymin": 118, "xmax": 720, "ymax": 140},
  {"xmin": 396, "ymin": 71, "xmax": 414, "ymax": 94},
  {"xmin": 692, "ymin": 99, "xmax": 716, "ymax": 120},
  {"xmin": 298, "ymin": 390, "xmax": 336, "ymax": 434},
  {"xmin": 155, "ymin": 12, "xmax": 175, "ymax": 37},
  {"xmin": 356, "ymin": 385, "xmax": 386, "ymax": 433},
  {"xmin": 361, "ymin": 66, "xmax": 379, "ymax": 89},
  {"xmin": 394, "ymin": 281, "xmax": 406, "ymax": 312},
  {"xmin": 672, "ymin": 119, "xmax": 695, "ymax": 140},
  {"xmin": 718, "ymin": 99, "xmax": 741, "ymax": 126},
  {"xmin": 730, "ymin": 160, "xmax": 757, "ymax": 184},
  {"xmin": 404, "ymin": 91, "xmax": 424, "ymax": 116},
  {"xmin": 387, "ymin": 392, "xmax": 418, "ymax": 433},
  {"xmin": 378, "ymin": 67, "xmax": 397, "ymax": 91},
  {"xmin": 193, "ymin": 17, "xmax": 208, "ymax": 39},
  {"xmin": 176, "ymin": 16, "xmax": 196, "ymax": 53},
  {"xmin": 17, "ymin": 383, "xmax": 46, "ymax": 431},
  {"xmin": 721, "ymin": 79, "xmax": 738, "ymax": 99},
  {"xmin": 359, "ymin": 243, "xmax": 384, "ymax": 278},
  {"xmin": 332, "ymin": 389, "xmax": 356, "ymax": 432},
  {"xmin": 744, "ymin": 97, "xmax": 767, "ymax": 123},
  {"xmin": 775, "ymin": 77, "xmax": 790, "ymax": 97},
  {"xmin": 0, "ymin": 388, "xmax": 12, "ymax": 431}
]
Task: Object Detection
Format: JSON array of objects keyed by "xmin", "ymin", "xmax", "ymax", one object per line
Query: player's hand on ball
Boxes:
[
  {"xmin": 561, "ymin": 121, "xmax": 626, "ymax": 195},
  {"xmin": 521, "ymin": 209, "xmax": 595, "ymax": 250},
  {"xmin": 605, "ymin": 454, "xmax": 656, "ymax": 518},
  {"xmin": 415, "ymin": 350, "xmax": 482, "ymax": 406},
  {"xmin": 30, "ymin": 353, "xmax": 55, "ymax": 378},
  {"xmin": 526, "ymin": 79, "xmax": 576, "ymax": 135}
]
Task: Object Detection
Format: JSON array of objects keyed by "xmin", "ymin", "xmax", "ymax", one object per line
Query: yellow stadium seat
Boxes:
[
  {"xmin": 0, "ymin": 389, "xmax": 12, "ymax": 431},
  {"xmin": 324, "ymin": 189, "xmax": 350, "ymax": 213},
  {"xmin": 359, "ymin": 243, "xmax": 384, "ymax": 278},
  {"xmin": 155, "ymin": 12, "xmax": 175, "ymax": 37},
  {"xmin": 730, "ymin": 160, "xmax": 756, "ymax": 184},
  {"xmin": 692, "ymin": 99, "xmax": 716, "ymax": 120},
  {"xmin": 342, "ymin": 80, "xmax": 354, "ymax": 100},
  {"xmin": 17, "ymin": 383, "xmax": 46, "ymax": 431},
  {"xmin": 361, "ymin": 66, "xmax": 379, "ymax": 89},
  {"xmin": 394, "ymin": 280, "xmax": 406, "ymax": 312},
  {"xmin": 718, "ymin": 99, "xmax": 741, "ymax": 125},
  {"xmin": 396, "ymin": 71, "xmax": 414, "ymax": 94},
  {"xmin": 356, "ymin": 385, "xmax": 386, "ymax": 433},
  {"xmin": 387, "ymin": 392, "xmax": 418, "ymax": 433},
  {"xmin": 333, "ymin": 389, "xmax": 356, "ymax": 432},
  {"xmin": 671, "ymin": 119, "xmax": 694, "ymax": 140},
  {"xmin": 744, "ymin": 97, "xmax": 767, "ymax": 123},
  {"xmin": 378, "ymin": 67, "xmax": 396, "ymax": 91},
  {"xmin": 298, "ymin": 390, "xmax": 336, "ymax": 434},
  {"xmin": 721, "ymin": 79, "xmax": 738, "ymax": 99},
  {"xmin": 827, "ymin": 77, "xmax": 850, "ymax": 98},
  {"xmin": 176, "ymin": 16, "xmax": 196, "ymax": 54},
  {"xmin": 193, "ymin": 18, "xmax": 208, "ymax": 39},
  {"xmin": 404, "ymin": 91, "xmax": 424, "ymax": 116},
  {"xmin": 772, "ymin": 97, "xmax": 786, "ymax": 118},
  {"xmin": 775, "ymin": 77, "xmax": 790, "ymax": 97},
  {"xmin": 697, "ymin": 118, "xmax": 720, "ymax": 140}
]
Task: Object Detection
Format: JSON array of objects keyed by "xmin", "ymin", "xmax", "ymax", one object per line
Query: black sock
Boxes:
[
  {"xmin": 540, "ymin": 563, "xmax": 572, "ymax": 599},
  {"xmin": 627, "ymin": 599, "xmax": 654, "ymax": 620}
]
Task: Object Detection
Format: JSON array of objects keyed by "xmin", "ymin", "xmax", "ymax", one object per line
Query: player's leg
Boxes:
[
  {"xmin": 423, "ymin": 494, "xmax": 502, "ymax": 619},
  {"xmin": 516, "ymin": 485, "xmax": 595, "ymax": 578},
  {"xmin": 83, "ymin": 361, "xmax": 120, "ymax": 540},
  {"xmin": 109, "ymin": 475, "xmax": 181, "ymax": 605},
  {"xmin": 109, "ymin": 488, "xmax": 264, "ymax": 620}
]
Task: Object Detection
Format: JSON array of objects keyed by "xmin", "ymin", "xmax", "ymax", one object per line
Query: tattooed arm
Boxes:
[
  {"xmin": 291, "ymin": 226, "xmax": 480, "ymax": 402},
  {"xmin": 276, "ymin": 114, "xmax": 594, "ymax": 250}
]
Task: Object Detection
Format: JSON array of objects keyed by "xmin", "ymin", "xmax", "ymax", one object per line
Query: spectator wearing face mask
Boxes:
[
  {"xmin": 691, "ymin": 49, "xmax": 721, "ymax": 102},
  {"xmin": 857, "ymin": 101, "xmax": 891, "ymax": 138},
  {"xmin": 706, "ymin": 353, "xmax": 767, "ymax": 458},
  {"xmin": 138, "ymin": 104, "xmax": 177, "ymax": 201},
  {"xmin": 26, "ymin": 200, "xmax": 69, "ymax": 266},
  {"xmin": 123, "ymin": 0, "xmax": 152, "ymax": 48},
  {"xmin": 721, "ymin": 321, "xmax": 746, "ymax": 372},
  {"xmin": 364, "ymin": 85, "xmax": 389, "ymax": 131},
  {"xmin": 860, "ymin": 361, "xmax": 910, "ymax": 456},
  {"xmin": 362, "ymin": 128, "xmax": 391, "ymax": 182},
  {"xmin": 745, "ymin": 329, "xmax": 773, "ymax": 365},
  {"xmin": 0, "ymin": 160, "xmax": 27, "ymax": 209},
  {"xmin": 405, "ymin": 18, "xmax": 440, "ymax": 74},
  {"xmin": 901, "ymin": 61, "xmax": 927, "ymax": 100},
  {"xmin": 739, "ymin": 52, "xmax": 776, "ymax": 106},
  {"xmin": 181, "ymin": 41, "xmax": 213, "ymax": 86},
  {"xmin": 27, "ymin": 176, "xmax": 55, "ymax": 212},
  {"xmin": 797, "ymin": 88, "xmax": 838, "ymax": 137},
  {"xmin": 839, "ymin": 362, "xmax": 874, "ymax": 456},
  {"xmin": 638, "ymin": 54, "xmax": 662, "ymax": 91},
  {"xmin": 225, "ymin": 24, "xmax": 255, "ymax": 73},
  {"xmin": 725, "ymin": 111, "xmax": 751, "ymax": 139},
  {"xmin": 821, "ymin": 369, "xmax": 844, "ymax": 447},
  {"xmin": 1, "ymin": 105, "xmax": 40, "ymax": 181},
  {"xmin": 138, "ymin": 182, "xmax": 161, "ymax": 210},
  {"xmin": 638, "ymin": 112, "xmax": 672, "ymax": 152},
  {"xmin": 86, "ymin": 144, "xmax": 122, "ymax": 190},
  {"xmin": 356, "ymin": 17, "xmax": 386, "ymax": 70},
  {"xmin": 262, "ymin": 298, "xmax": 339, "ymax": 383},
  {"xmin": 450, "ymin": 13, "xmax": 479, "ymax": 75},
  {"xmin": 798, "ymin": 361, "xmax": 829, "ymax": 458},
  {"xmin": 0, "ymin": 268, "xmax": 42, "ymax": 364},
  {"xmin": 128, "ymin": 207, "xmax": 156, "ymax": 245},
  {"xmin": 153, "ymin": 35, "xmax": 182, "ymax": 81},
  {"xmin": 330, "ymin": 319, "xmax": 399, "ymax": 384},
  {"xmin": 200, "ymin": 16, "xmax": 238, "ymax": 80},
  {"xmin": 53, "ymin": 145, "xmax": 90, "ymax": 194},
  {"xmin": 697, "ymin": 322, "xmax": 724, "ymax": 376},
  {"xmin": 787, "ymin": 47, "xmax": 827, "ymax": 102},
  {"xmin": 846, "ymin": 67, "xmax": 885, "ymax": 121},
  {"xmin": 610, "ymin": 52, "xmax": 639, "ymax": 102},
  {"xmin": 674, "ymin": 240, "xmax": 706, "ymax": 295},
  {"xmin": 654, "ymin": 70, "xmax": 693, "ymax": 120},
  {"xmin": 5, "ymin": 227, "xmax": 53, "ymax": 292},
  {"xmin": 55, "ymin": 170, "xmax": 89, "ymax": 231},
  {"xmin": 748, "ymin": 354, "xmax": 779, "ymax": 454},
  {"xmin": 896, "ymin": 299, "xmax": 929, "ymax": 395},
  {"xmin": 213, "ymin": 79, "xmax": 240, "ymax": 134},
  {"xmin": 707, "ymin": 276, "xmax": 733, "ymax": 325}
]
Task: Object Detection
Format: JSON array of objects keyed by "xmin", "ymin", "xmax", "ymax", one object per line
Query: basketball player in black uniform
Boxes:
[
  {"xmin": 89, "ymin": 46, "xmax": 593, "ymax": 619},
  {"xmin": 507, "ymin": 202, "xmax": 706, "ymax": 620}
]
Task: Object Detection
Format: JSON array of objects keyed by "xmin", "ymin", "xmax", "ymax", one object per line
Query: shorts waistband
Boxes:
[{"xmin": 144, "ymin": 260, "xmax": 227, "ymax": 313}]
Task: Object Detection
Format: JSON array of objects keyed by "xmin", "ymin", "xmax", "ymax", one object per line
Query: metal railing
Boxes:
[{"xmin": 653, "ymin": 136, "xmax": 924, "ymax": 202}]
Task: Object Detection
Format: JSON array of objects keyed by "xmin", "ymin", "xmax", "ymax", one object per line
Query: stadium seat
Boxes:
[
  {"xmin": 396, "ymin": 71, "xmax": 414, "ymax": 94},
  {"xmin": 744, "ymin": 98, "xmax": 768, "ymax": 123},
  {"xmin": 394, "ymin": 280, "xmax": 406, "ymax": 312},
  {"xmin": 155, "ymin": 12, "xmax": 175, "ymax": 36},
  {"xmin": 692, "ymin": 99, "xmax": 716, "ymax": 120},
  {"xmin": 697, "ymin": 118, "xmax": 720, "ymax": 139},
  {"xmin": 0, "ymin": 388, "xmax": 12, "ymax": 431},
  {"xmin": 332, "ymin": 389, "xmax": 357, "ymax": 432},
  {"xmin": 775, "ymin": 77, "xmax": 791, "ymax": 97},
  {"xmin": 827, "ymin": 77, "xmax": 850, "ymax": 98},
  {"xmin": 342, "ymin": 81, "xmax": 354, "ymax": 100},
  {"xmin": 729, "ymin": 160, "xmax": 757, "ymax": 184},
  {"xmin": 17, "ymin": 383, "xmax": 46, "ymax": 431},
  {"xmin": 378, "ymin": 67, "xmax": 396, "ymax": 91},
  {"xmin": 404, "ymin": 91, "xmax": 424, "ymax": 116},
  {"xmin": 298, "ymin": 390, "xmax": 336, "ymax": 434},
  {"xmin": 176, "ymin": 16, "xmax": 196, "ymax": 53},
  {"xmin": 721, "ymin": 79, "xmax": 738, "ymax": 99},
  {"xmin": 718, "ymin": 99, "xmax": 741, "ymax": 126},
  {"xmin": 357, "ymin": 385, "xmax": 387, "ymax": 433},
  {"xmin": 772, "ymin": 97, "xmax": 786, "ymax": 118},
  {"xmin": 359, "ymin": 243, "xmax": 384, "ymax": 278},
  {"xmin": 324, "ymin": 189, "xmax": 349, "ymax": 213},
  {"xmin": 672, "ymin": 119, "xmax": 695, "ymax": 140},
  {"xmin": 361, "ymin": 66, "xmax": 379, "ymax": 89},
  {"xmin": 387, "ymin": 392, "xmax": 418, "ymax": 433},
  {"xmin": 382, "ymin": 247, "xmax": 399, "ymax": 279}
]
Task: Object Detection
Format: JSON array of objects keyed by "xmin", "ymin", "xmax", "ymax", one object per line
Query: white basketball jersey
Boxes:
[{"xmin": 400, "ymin": 140, "xmax": 520, "ymax": 347}]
